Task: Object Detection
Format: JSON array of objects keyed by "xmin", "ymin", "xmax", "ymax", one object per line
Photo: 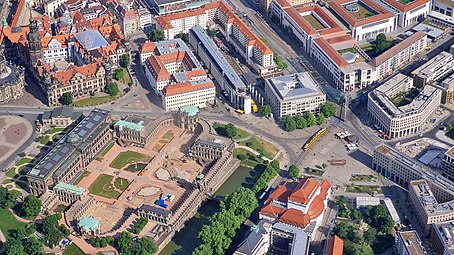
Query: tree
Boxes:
[
  {"xmin": 225, "ymin": 123, "xmax": 237, "ymax": 138},
  {"xmin": 351, "ymin": 209, "xmax": 362, "ymax": 221},
  {"xmin": 207, "ymin": 29, "xmax": 218, "ymax": 38},
  {"xmin": 283, "ymin": 115, "xmax": 296, "ymax": 132},
  {"xmin": 237, "ymin": 154, "xmax": 247, "ymax": 161},
  {"xmin": 105, "ymin": 82, "xmax": 119, "ymax": 97},
  {"xmin": 148, "ymin": 29, "xmax": 165, "ymax": 42},
  {"xmin": 260, "ymin": 105, "xmax": 271, "ymax": 117},
  {"xmin": 304, "ymin": 112, "xmax": 316, "ymax": 127},
  {"xmin": 42, "ymin": 215, "xmax": 59, "ymax": 234},
  {"xmin": 294, "ymin": 114, "xmax": 307, "ymax": 129},
  {"xmin": 321, "ymin": 102, "xmax": 337, "ymax": 118},
  {"xmin": 117, "ymin": 231, "xmax": 132, "ymax": 254},
  {"xmin": 22, "ymin": 195, "xmax": 42, "ymax": 218},
  {"xmin": 106, "ymin": 236, "xmax": 113, "ymax": 244},
  {"xmin": 374, "ymin": 33, "xmax": 392, "ymax": 54},
  {"xmin": 4, "ymin": 238, "xmax": 26, "ymax": 255},
  {"xmin": 23, "ymin": 236, "xmax": 44, "ymax": 255},
  {"xmin": 321, "ymin": 163, "xmax": 328, "ymax": 169},
  {"xmin": 316, "ymin": 113, "xmax": 326, "ymax": 125},
  {"xmin": 363, "ymin": 227, "xmax": 377, "ymax": 244},
  {"xmin": 100, "ymin": 238, "xmax": 108, "ymax": 248},
  {"xmin": 0, "ymin": 187, "xmax": 21, "ymax": 208},
  {"xmin": 45, "ymin": 229, "xmax": 63, "ymax": 248},
  {"xmin": 288, "ymin": 164, "xmax": 299, "ymax": 179},
  {"xmin": 130, "ymin": 237, "xmax": 158, "ymax": 255},
  {"xmin": 120, "ymin": 54, "xmax": 130, "ymax": 68},
  {"xmin": 60, "ymin": 92, "xmax": 73, "ymax": 106},
  {"xmin": 275, "ymin": 55, "xmax": 288, "ymax": 69},
  {"xmin": 114, "ymin": 68, "xmax": 127, "ymax": 81}
]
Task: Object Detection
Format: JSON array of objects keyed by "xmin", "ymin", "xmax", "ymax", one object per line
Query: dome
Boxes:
[
  {"xmin": 342, "ymin": 52, "xmax": 357, "ymax": 64},
  {"xmin": 180, "ymin": 105, "xmax": 199, "ymax": 117},
  {"xmin": 67, "ymin": 133, "xmax": 80, "ymax": 144}
]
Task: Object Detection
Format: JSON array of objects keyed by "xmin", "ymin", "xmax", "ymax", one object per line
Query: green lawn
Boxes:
[
  {"xmin": 346, "ymin": 185, "xmax": 382, "ymax": 195},
  {"xmin": 350, "ymin": 174, "xmax": 374, "ymax": 182},
  {"xmin": 0, "ymin": 207, "xmax": 26, "ymax": 240},
  {"xmin": 161, "ymin": 130, "xmax": 174, "ymax": 141},
  {"xmin": 114, "ymin": 177, "xmax": 129, "ymax": 191},
  {"xmin": 39, "ymin": 135, "xmax": 50, "ymax": 145},
  {"xmin": 348, "ymin": 2, "xmax": 378, "ymax": 20},
  {"xmin": 233, "ymin": 148, "xmax": 263, "ymax": 168},
  {"xmin": 73, "ymin": 171, "xmax": 91, "ymax": 185},
  {"xmin": 63, "ymin": 243, "xmax": 86, "ymax": 255},
  {"xmin": 303, "ymin": 14, "xmax": 326, "ymax": 30},
  {"xmin": 15, "ymin": 158, "xmax": 33, "ymax": 166},
  {"xmin": 72, "ymin": 95, "xmax": 118, "ymax": 107},
  {"xmin": 125, "ymin": 163, "xmax": 147, "ymax": 172},
  {"xmin": 50, "ymin": 127, "xmax": 66, "ymax": 134},
  {"xmin": 5, "ymin": 167, "xmax": 17, "ymax": 178},
  {"xmin": 338, "ymin": 48, "xmax": 357, "ymax": 54},
  {"xmin": 212, "ymin": 123, "xmax": 251, "ymax": 140},
  {"xmin": 2, "ymin": 179, "xmax": 12, "ymax": 185},
  {"xmin": 391, "ymin": 88, "xmax": 419, "ymax": 107},
  {"xmin": 89, "ymin": 174, "xmax": 121, "ymax": 199},
  {"xmin": 239, "ymin": 137, "xmax": 278, "ymax": 160},
  {"xmin": 97, "ymin": 142, "xmax": 115, "ymax": 161},
  {"xmin": 109, "ymin": 151, "xmax": 152, "ymax": 169}
]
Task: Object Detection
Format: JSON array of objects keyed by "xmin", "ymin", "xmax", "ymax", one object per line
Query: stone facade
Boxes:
[{"xmin": 0, "ymin": 57, "xmax": 25, "ymax": 103}]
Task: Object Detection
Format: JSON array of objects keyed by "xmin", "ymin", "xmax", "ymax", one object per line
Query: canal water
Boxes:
[{"xmin": 159, "ymin": 165, "xmax": 264, "ymax": 255}]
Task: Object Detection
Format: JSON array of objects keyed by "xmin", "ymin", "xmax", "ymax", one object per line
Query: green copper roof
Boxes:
[
  {"xmin": 78, "ymin": 216, "xmax": 99, "ymax": 231},
  {"xmin": 114, "ymin": 120, "xmax": 145, "ymax": 131},
  {"xmin": 180, "ymin": 105, "xmax": 199, "ymax": 117},
  {"xmin": 54, "ymin": 182, "xmax": 86, "ymax": 195}
]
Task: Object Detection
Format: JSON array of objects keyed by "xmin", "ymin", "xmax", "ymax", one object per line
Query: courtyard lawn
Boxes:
[
  {"xmin": 212, "ymin": 123, "xmax": 251, "ymax": 140},
  {"xmin": 2, "ymin": 179, "xmax": 12, "ymax": 185},
  {"xmin": 303, "ymin": 14, "xmax": 326, "ymax": 30},
  {"xmin": 72, "ymin": 95, "xmax": 118, "ymax": 107},
  {"xmin": 350, "ymin": 174, "xmax": 374, "ymax": 182},
  {"xmin": 348, "ymin": 2, "xmax": 378, "ymax": 20},
  {"xmin": 49, "ymin": 127, "xmax": 66, "ymax": 134},
  {"xmin": 97, "ymin": 142, "xmax": 115, "ymax": 161},
  {"xmin": 109, "ymin": 151, "xmax": 152, "ymax": 169},
  {"xmin": 5, "ymin": 167, "xmax": 17, "ymax": 178},
  {"xmin": 0, "ymin": 207, "xmax": 26, "ymax": 240},
  {"xmin": 125, "ymin": 163, "xmax": 147, "ymax": 172},
  {"xmin": 114, "ymin": 177, "xmax": 129, "ymax": 192},
  {"xmin": 73, "ymin": 170, "xmax": 91, "ymax": 185},
  {"xmin": 161, "ymin": 130, "xmax": 174, "ymax": 141},
  {"xmin": 63, "ymin": 243, "xmax": 86, "ymax": 255},
  {"xmin": 89, "ymin": 174, "xmax": 121, "ymax": 199},
  {"xmin": 15, "ymin": 157, "xmax": 33, "ymax": 166},
  {"xmin": 346, "ymin": 184, "xmax": 382, "ymax": 195},
  {"xmin": 239, "ymin": 137, "xmax": 278, "ymax": 160},
  {"xmin": 337, "ymin": 48, "xmax": 357, "ymax": 54},
  {"xmin": 39, "ymin": 135, "xmax": 50, "ymax": 145},
  {"xmin": 233, "ymin": 148, "xmax": 263, "ymax": 168},
  {"xmin": 391, "ymin": 88, "xmax": 419, "ymax": 107}
]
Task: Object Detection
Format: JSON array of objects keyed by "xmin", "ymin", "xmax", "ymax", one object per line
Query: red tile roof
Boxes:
[
  {"xmin": 313, "ymin": 37, "xmax": 348, "ymax": 67},
  {"xmin": 382, "ymin": 0, "xmax": 430, "ymax": 12},
  {"xmin": 268, "ymin": 181, "xmax": 293, "ymax": 203},
  {"xmin": 164, "ymin": 80, "xmax": 214, "ymax": 96},
  {"xmin": 11, "ymin": 0, "xmax": 26, "ymax": 28},
  {"xmin": 285, "ymin": 7, "xmax": 317, "ymax": 35},
  {"xmin": 326, "ymin": 235, "xmax": 344, "ymax": 255},
  {"xmin": 279, "ymin": 208, "xmax": 311, "ymax": 229},
  {"xmin": 259, "ymin": 202, "xmax": 285, "ymax": 219},
  {"xmin": 140, "ymin": 41, "xmax": 157, "ymax": 54},
  {"xmin": 329, "ymin": 0, "xmax": 394, "ymax": 27},
  {"xmin": 289, "ymin": 178, "xmax": 320, "ymax": 204}
]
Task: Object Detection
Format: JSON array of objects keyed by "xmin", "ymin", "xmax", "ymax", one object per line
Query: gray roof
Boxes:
[
  {"xmin": 28, "ymin": 109, "xmax": 110, "ymax": 179},
  {"xmin": 195, "ymin": 139, "xmax": 224, "ymax": 149},
  {"xmin": 236, "ymin": 220, "xmax": 270, "ymax": 254},
  {"xmin": 189, "ymin": 25, "xmax": 246, "ymax": 91},
  {"xmin": 139, "ymin": 204, "xmax": 171, "ymax": 216},
  {"xmin": 272, "ymin": 222, "xmax": 310, "ymax": 255},
  {"xmin": 266, "ymin": 72, "xmax": 323, "ymax": 101},
  {"xmin": 75, "ymin": 30, "xmax": 109, "ymax": 51}
]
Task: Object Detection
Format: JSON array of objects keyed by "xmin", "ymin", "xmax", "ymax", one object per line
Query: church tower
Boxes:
[{"xmin": 27, "ymin": 11, "xmax": 43, "ymax": 68}]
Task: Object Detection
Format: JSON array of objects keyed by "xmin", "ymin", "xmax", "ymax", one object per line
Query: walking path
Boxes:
[
  {"xmin": 8, "ymin": 208, "xmax": 32, "ymax": 223},
  {"xmin": 0, "ymin": 229, "xmax": 5, "ymax": 243}
]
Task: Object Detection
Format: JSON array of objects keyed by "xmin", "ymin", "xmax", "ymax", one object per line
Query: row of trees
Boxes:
[
  {"xmin": 129, "ymin": 217, "xmax": 149, "ymax": 234},
  {"xmin": 282, "ymin": 102, "xmax": 337, "ymax": 132},
  {"xmin": 193, "ymin": 187, "xmax": 258, "ymax": 254},
  {"xmin": 89, "ymin": 236, "xmax": 113, "ymax": 248},
  {"xmin": 3, "ymin": 228, "xmax": 44, "ymax": 255},
  {"xmin": 252, "ymin": 160, "xmax": 280, "ymax": 194},
  {"xmin": 117, "ymin": 231, "xmax": 158, "ymax": 255}
]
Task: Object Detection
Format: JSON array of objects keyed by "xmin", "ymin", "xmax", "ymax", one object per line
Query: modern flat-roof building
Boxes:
[
  {"xmin": 431, "ymin": 0, "xmax": 454, "ymax": 28},
  {"xmin": 189, "ymin": 25, "xmax": 252, "ymax": 112},
  {"xmin": 328, "ymin": 0, "xmax": 396, "ymax": 41},
  {"xmin": 370, "ymin": 32, "xmax": 427, "ymax": 81},
  {"xmin": 395, "ymin": 231, "xmax": 427, "ymax": 255},
  {"xmin": 442, "ymin": 146, "xmax": 454, "ymax": 182},
  {"xmin": 368, "ymin": 74, "xmax": 441, "ymax": 139},
  {"xmin": 356, "ymin": 196, "xmax": 380, "ymax": 208},
  {"xmin": 433, "ymin": 72, "xmax": 454, "ymax": 104},
  {"xmin": 27, "ymin": 109, "xmax": 112, "ymax": 196},
  {"xmin": 143, "ymin": 0, "xmax": 210, "ymax": 14},
  {"xmin": 412, "ymin": 51, "xmax": 454, "ymax": 87},
  {"xmin": 374, "ymin": 0, "xmax": 431, "ymax": 27},
  {"xmin": 408, "ymin": 180, "xmax": 454, "ymax": 233},
  {"xmin": 264, "ymin": 72, "xmax": 326, "ymax": 119},
  {"xmin": 431, "ymin": 220, "xmax": 454, "ymax": 255}
]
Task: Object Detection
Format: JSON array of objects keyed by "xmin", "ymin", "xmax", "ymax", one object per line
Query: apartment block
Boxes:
[
  {"xmin": 395, "ymin": 231, "xmax": 427, "ymax": 255},
  {"xmin": 374, "ymin": 0, "xmax": 431, "ymax": 27},
  {"xmin": 368, "ymin": 74, "xmax": 441, "ymax": 139},
  {"xmin": 442, "ymin": 147, "xmax": 454, "ymax": 182},
  {"xmin": 264, "ymin": 72, "xmax": 326, "ymax": 119},
  {"xmin": 431, "ymin": 220, "xmax": 454, "ymax": 255},
  {"xmin": 412, "ymin": 51, "xmax": 454, "ymax": 87}
]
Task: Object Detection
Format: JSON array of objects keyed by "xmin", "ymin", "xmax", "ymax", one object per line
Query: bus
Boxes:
[{"xmin": 303, "ymin": 127, "xmax": 327, "ymax": 151}]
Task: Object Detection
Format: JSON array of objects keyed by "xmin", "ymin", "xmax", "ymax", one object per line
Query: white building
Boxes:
[
  {"xmin": 42, "ymin": 35, "xmax": 68, "ymax": 63},
  {"xmin": 264, "ymin": 72, "xmax": 326, "ymax": 119},
  {"xmin": 368, "ymin": 74, "xmax": 441, "ymax": 139},
  {"xmin": 412, "ymin": 51, "xmax": 454, "ymax": 87},
  {"xmin": 395, "ymin": 231, "xmax": 427, "ymax": 255},
  {"xmin": 138, "ymin": 8, "xmax": 153, "ymax": 30},
  {"xmin": 375, "ymin": 0, "xmax": 431, "ymax": 27},
  {"xmin": 356, "ymin": 196, "xmax": 380, "ymax": 209},
  {"xmin": 162, "ymin": 80, "xmax": 215, "ymax": 111}
]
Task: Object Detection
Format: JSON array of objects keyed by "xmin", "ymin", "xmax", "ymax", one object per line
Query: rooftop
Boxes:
[
  {"xmin": 410, "ymin": 179, "xmax": 454, "ymax": 216},
  {"xmin": 412, "ymin": 51, "xmax": 453, "ymax": 79},
  {"xmin": 329, "ymin": 0, "xmax": 394, "ymax": 27},
  {"xmin": 78, "ymin": 216, "xmax": 99, "ymax": 231},
  {"xmin": 180, "ymin": 105, "xmax": 199, "ymax": 117},
  {"xmin": 433, "ymin": 220, "xmax": 454, "ymax": 254},
  {"xmin": 115, "ymin": 116, "xmax": 152, "ymax": 132},
  {"xmin": 381, "ymin": 0, "xmax": 430, "ymax": 12},
  {"xmin": 74, "ymin": 29, "xmax": 109, "ymax": 51},
  {"xmin": 54, "ymin": 182, "xmax": 86, "ymax": 195},
  {"xmin": 326, "ymin": 235, "xmax": 344, "ymax": 255},
  {"xmin": 397, "ymin": 231, "xmax": 426, "ymax": 255},
  {"xmin": 266, "ymin": 72, "xmax": 324, "ymax": 101}
]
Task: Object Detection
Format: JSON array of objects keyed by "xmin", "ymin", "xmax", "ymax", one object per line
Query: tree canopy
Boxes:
[
  {"xmin": 225, "ymin": 123, "xmax": 237, "ymax": 138},
  {"xmin": 120, "ymin": 54, "xmax": 130, "ymax": 68},
  {"xmin": 148, "ymin": 29, "xmax": 165, "ymax": 42},
  {"xmin": 288, "ymin": 164, "xmax": 299, "ymax": 179},
  {"xmin": 294, "ymin": 114, "xmax": 307, "ymax": 129},
  {"xmin": 60, "ymin": 92, "xmax": 73, "ymax": 106},
  {"xmin": 316, "ymin": 113, "xmax": 326, "ymax": 125},
  {"xmin": 22, "ymin": 195, "xmax": 42, "ymax": 218},
  {"xmin": 105, "ymin": 82, "xmax": 119, "ymax": 97},
  {"xmin": 321, "ymin": 102, "xmax": 336, "ymax": 118},
  {"xmin": 374, "ymin": 33, "xmax": 393, "ymax": 55},
  {"xmin": 260, "ymin": 105, "xmax": 271, "ymax": 117},
  {"xmin": 114, "ymin": 68, "xmax": 127, "ymax": 81},
  {"xmin": 253, "ymin": 160, "xmax": 280, "ymax": 194},
  {"xmin": 275, "ymin": 55, "xmax": 288, "ymax": 69},
  {"xmin": 0, "ymin": 187, "xmax": 21, "ymax": 208},
  {"xmin": 304, "ymin": 112, "xmax": 317, "ymax": 127},
  {"xmin": 283, "ymin": 115, "xmax": 296, "ymax": 132}
]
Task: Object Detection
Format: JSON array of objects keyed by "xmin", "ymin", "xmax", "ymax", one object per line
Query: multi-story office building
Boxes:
[
  {"xmin": 264, "ymin": 72, "xmax": 326, "ymax": 120},
  {"xmin": 162, "ymin": 80, "xmax": 215, "ymax": 111},
  {"xmin": 143, "ymin": 0, "xmax": 210, "ymax": 14},
  {"xmin": 27, "ymin": 109, "xmax": 112, "ymax": 196},
  {"xmin": 412, "ymin": 51, "xmax": 454, "ymax": 87},
  {"xmin": 395, "ymin": 231, "xmax": 427, "ymax": 255},
  {"xmin": 434, "ymin": 72, "xmax": 454, "ymax": 104},
  {"xmin": 328, "ymin": 0, "xmax": 395, "ymax": 42},
  {"xmin": 372, "ymin": 144, "xmax": 454, "ymax": 203},
  {"xmin": 442, "ymin": 146, "xmax": 454, "ymax": 182},
  {"xmin": 430, "ymin": 0, "xmax": 454, "ymax": 28},
  {"xmin": 408, "ymin": 180, "xmax": 454, "ymax": 233},
  {"xmin": 188, "ymin": 25, "xmax": 252, "ymax": 112},
  {"xmin": 368, "ymin": 74, "xmax": 441, "ymax": 139},
  {"xmin": 431, "ymin": 220, "xmax": 454, "ymax": 255},
  {"xmin": 155, "ymin": 1, "xmax": 274, "ymax": 74},
  {"xmin": 138, "ymin": 8, "xmax": 153, "ymax": 30},
  {"xmin": 371, "ymin": 32, "xmax": 427, "ymax": 81},
  {"xmin": 374, "ymin": 0, "xmax": 431, "ymax": 27}
]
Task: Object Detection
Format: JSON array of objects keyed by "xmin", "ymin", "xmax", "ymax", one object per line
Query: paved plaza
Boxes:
[{"xmin": 0, "ymin": 116, "xmax": 32, "ymax": 165}]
